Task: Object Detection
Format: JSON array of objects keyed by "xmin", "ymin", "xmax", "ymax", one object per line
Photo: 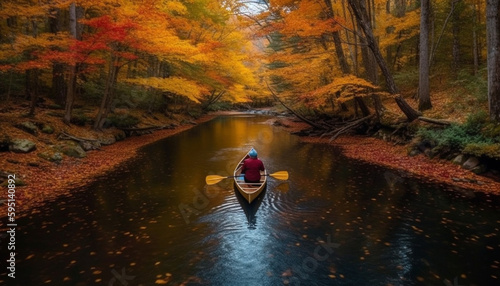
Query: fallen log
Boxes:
[
  {"xmin": 266, "ymin": 81, "xmax": 328, "ymax": 130},
  {"xmin": 418, "ymin": 116, "xmax": 452, "ymax": 126},
  {"xmin": 321, "ymin": 114, "xmax": 375, "ymax": 142}
]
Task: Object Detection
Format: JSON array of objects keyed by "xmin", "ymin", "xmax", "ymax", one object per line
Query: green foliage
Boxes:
[
  {"xmin": 463, "ymin": 143, "xmax": 500, "ymax": 159},
  {"xmin": 81, "ymin": 79, "xmax": 105, "ymax": 105},
  {"xmin": 203, "ymin": 101, "xmax": 233, "ymax": 111},
  {"xmin": 0, "ymin": 71, "xmax": 26, "ymax": 98},
  {"xmin": 417, "ymin": 111, "xmax": 500, "ymax": 158},
  {"xmin": 482, "ymin": 122, "xmax": 500, "ymax": 142},
  {"xmin": 114, "ymin": 82, "xmax": 149, "ymax": 109},
  {"xmin": 268, "ymin": 61, "xmax": 289, "ymax": 69},
  {"xmin": 107, "ymin": 113, "xmax": 140, "ymax": 128},
  {"xmin": 452, "ymin": 68, "xmax": 488, "ymax": 103},
  {"xmin": 70, "ymin": 112, "xmax": 91, "ymax": 126},
  {"xmin": 464, "ymin": 110, "xmax": 489, "ymax": 134},
  {"xmin": 393, "ymin": 67, "xmax": 419, "ymax": 90},
  {"xmin": 417, "ymin": 111, "xmax": 491, "ymax": 150}
]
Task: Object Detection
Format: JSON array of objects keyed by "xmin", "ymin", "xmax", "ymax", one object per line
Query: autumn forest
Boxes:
[
  {"xmin": 2, "ymin": 0, "xmax": 500, "ymax": 285},
  {"xmin": 0, "ymin": 0, "xmax": 499, "ymax": 121}
]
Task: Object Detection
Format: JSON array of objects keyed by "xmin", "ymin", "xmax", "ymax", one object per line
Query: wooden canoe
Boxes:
[{"xmin": 233, "ymin": 150, "xmax": 267, "ymax": 203}]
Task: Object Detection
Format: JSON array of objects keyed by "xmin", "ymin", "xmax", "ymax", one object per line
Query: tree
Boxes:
[
  {"xmin": 418, "ymin": 0, "xmax": 432, "ymax": 111},
  {"xmin": 347, "ymin": 0, "xmax": 421, "ymax": 121},
  {"xmin": 323, "ymin": 0, "xmax": 350, "ymax": 74},
  {"xmin": 87, "ymin": 15, "xmax": 139, "ymax": 130},
  {"xmin": 49, "ymin": 7, "xmax": 66, "ymax": 106},
  {"xmin": 487, "ymin": 0, "xmax": 500, "ymax": 121},
  {"xmin": 63, "ymin": 2, "xmax": 83, "ymax": 125}
]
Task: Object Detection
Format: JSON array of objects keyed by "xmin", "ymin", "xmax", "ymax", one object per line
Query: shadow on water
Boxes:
[
  {"xmin": 234, "ymin": 185, "xmax": 266, "ymax": 230},
  {"xmin": 1, "ymin": 115, "xmax": 500, "ymax": 286}
]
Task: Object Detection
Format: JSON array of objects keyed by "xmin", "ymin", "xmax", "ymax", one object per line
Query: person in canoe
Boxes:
[{"xmin": 241, "ymin": 148, "xmax": 265, "ymax": 183}]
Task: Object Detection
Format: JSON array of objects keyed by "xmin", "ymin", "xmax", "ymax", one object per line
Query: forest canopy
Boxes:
[{"xmin": 1, "ymin": 0, "xmax": 499, "ymax": 126}]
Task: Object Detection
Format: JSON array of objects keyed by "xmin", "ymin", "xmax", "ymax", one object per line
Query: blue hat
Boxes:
[{"xmin": 249, "ymin": 148, "xmax": 258, "ymax": 158}]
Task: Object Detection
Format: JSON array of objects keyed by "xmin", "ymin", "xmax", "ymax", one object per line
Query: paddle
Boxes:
[{"xmin": 205, "ymin": 171, "xmax": 289, "ymax": 185}]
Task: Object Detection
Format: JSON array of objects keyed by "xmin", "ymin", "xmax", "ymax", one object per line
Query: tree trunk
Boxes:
[
  {"xmin": 324, "ymin": 0, "xmax": 351, "ymax": 74},
  {"xmin": 344, "ymin": 0, "xmax": 359, "ymax": 75},
  {"xmin": 359, "ymin": 0, "xmax": 384, "ymax": 115},
  {"xmin": 430, "ymin": 0, "xmax": 458, "ymax": 67},
  {"xmin": 63, "ymin": 66, "xmax": 76, "ymax": 124},
  {"xmin": 94, "ymin": 56, "xmax": 120, "ymax": 130},
  {"xmin": 333, "ymin": 32, "xmax": 351, "ymax": 74},
  {"xmin": 391, "ymin": 0, "xmax": 406, "ymax": 71},
  {"xmin": 348, "ymin": 0, "xmax": 397, "ymax": 93},
  {"xmin": 359, "ymin": 0, "xmax": 378, "ymax": 83},
  {"xmin": 27, "ymin": 69, "xmax": 39, "ymax": 116},
  {"xmin": 473, "ymin": 2, "xmax": 479, "ymax": 76},
  {"xmin": 348, "ymin": 0, "xmax": 420, "ymax": 121},
  {"xmin": 354, "ymin": 96, "xmax": 371, "ymax": 116},
  {"xmin": 27, "ymin": 20, "xmax": 39, "ymax": 116},
  {"xmin": 63, "ymin": 2, "xmax": 82, "ymax": 124},
  {"xmin": 418, "ymin": 0, "xmax": 432, "ymax": 111},
  {"xmin": 451, "ymin": 1, "xmax": 461, "ymax": 76},
  {"xmin": 487, "ymin": 0, "xmax": 500, "ymax": 121},
  {"xmin": 50, "ymin": 8, "xmax": 66, "ymax": 106}
]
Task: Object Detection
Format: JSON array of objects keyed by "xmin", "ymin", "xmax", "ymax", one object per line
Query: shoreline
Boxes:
[
  {"xmin": 277, "ymin": 117, "xmax": 500, "ymax": 196},
  {"xmin": 5, "ymin": 114, "xmax": 216, "ymax": 219},
  {"xmin": 5, "ymin": 111, "xmax": 500, "ymax": 220}
]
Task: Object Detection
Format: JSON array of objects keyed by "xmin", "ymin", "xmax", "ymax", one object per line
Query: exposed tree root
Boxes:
[
  {"xmin": 321, "ymin": 114, "xmax": 375, "ymax": 142},
  {"xmin": 58, "ymin": 131, "xmax": 99, "ymax": 142}
]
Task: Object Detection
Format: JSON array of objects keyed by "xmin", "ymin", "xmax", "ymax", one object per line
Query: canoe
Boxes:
[{"xmin": 233, "ymin": 150, "xmax": 267, "ymax": 203}]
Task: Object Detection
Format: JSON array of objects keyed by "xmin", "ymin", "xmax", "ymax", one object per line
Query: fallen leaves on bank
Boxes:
[
  {"xmin": 1, "ymin": 115, "xmax": 215, "ymax": 218},
  {"xmin": 279, "ymin": 118, "xmax": 500, "ymax": 195}
]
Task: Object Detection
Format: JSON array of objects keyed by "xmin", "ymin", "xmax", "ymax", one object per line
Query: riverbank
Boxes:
[
  {"xmin": 3, "ymin": 110, "xmax": 499, "ymax": 219},
  {"xmin": 277, "ymin": 117, "xmax": 500, "ymax": 196},
  {"xmin": 1, "ymin": 112, "xmax": 216, "ymax": 218}
]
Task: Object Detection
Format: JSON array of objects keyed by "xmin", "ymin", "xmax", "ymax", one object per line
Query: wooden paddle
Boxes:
[{"xmin": 205, "ymin": 171, "xmax": 289, "ymax": 185}]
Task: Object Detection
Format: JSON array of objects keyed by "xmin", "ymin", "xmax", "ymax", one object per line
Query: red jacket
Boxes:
[{"xmin": 241, "ymin": 158, "xmax": 265, "ymax": 182}]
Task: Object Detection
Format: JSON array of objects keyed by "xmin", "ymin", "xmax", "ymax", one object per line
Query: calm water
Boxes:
[{"xmin": 2, "ymin": 115, "xmax": 500, "ymax": 286}]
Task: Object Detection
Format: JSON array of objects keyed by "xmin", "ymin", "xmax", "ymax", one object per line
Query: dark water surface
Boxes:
[{"xmin": 2, "ymin": 115, "xmax": 500, "ymax": 286}]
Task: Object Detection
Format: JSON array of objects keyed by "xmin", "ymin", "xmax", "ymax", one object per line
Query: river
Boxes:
[{"xmin": 2, "ymin": 115, "xmax": 500, "ymax": 285}]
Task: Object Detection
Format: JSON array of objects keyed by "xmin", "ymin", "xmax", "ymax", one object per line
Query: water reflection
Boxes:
[
  {"xmin": 234, "ymin": 186, "xmax": 266, "ymax": 229},
  {"xmin": 2, "ymin": 115, "xmax": 500, "ymax": 286}
]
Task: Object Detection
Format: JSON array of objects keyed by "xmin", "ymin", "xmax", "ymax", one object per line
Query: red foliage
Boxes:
[{"xmin": 279, "ymin": 118, "xmax": 500, "ymax": 195}]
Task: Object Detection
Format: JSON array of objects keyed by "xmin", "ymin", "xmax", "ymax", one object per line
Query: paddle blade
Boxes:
[
  {"xmin": 205, "ymin": 175, "xmax": 227, "ymax": 185},
  {"xmin": 269, "ymin": 171, "xmax": 289, "ymax": 180}
]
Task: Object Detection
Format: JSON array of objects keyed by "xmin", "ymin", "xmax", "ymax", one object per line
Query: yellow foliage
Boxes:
[
  {"xmin": 125, "ymin": 77, "xmax": 207, "ymax": 103},
  {"xmin": 0, "ymin": 0, "xmax": 263, "ymax": 105},
  {"xmin": 161, "ymin": 0, "xmax": 188, "ymax": 15},
  {"xmin": 375, "ymin": 10, "xmax": 420, "ymax": 49},
  {"xmin": 225, "ymin": 84, "xmax": 252, "ymax": 103},
  {"xmin": 302, "ymin": 75, "xmax": 388, "ymax": 107}
]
